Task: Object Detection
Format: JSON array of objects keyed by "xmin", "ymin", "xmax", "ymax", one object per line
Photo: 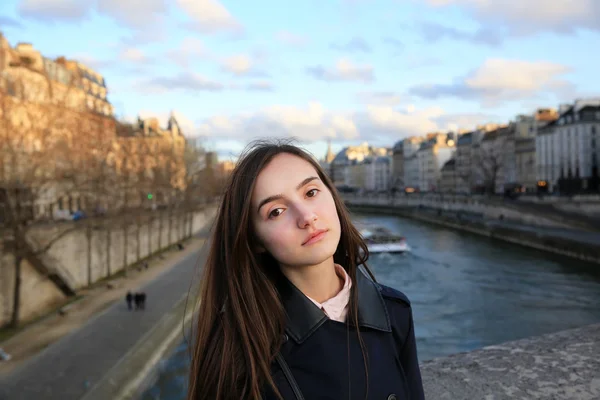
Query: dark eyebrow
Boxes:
[{"xmin": 257, "ymin": 176, "xmax": 320, "ymax": 214}]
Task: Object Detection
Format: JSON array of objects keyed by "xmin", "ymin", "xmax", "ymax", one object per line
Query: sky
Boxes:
[{"xmin": 1, "ymin": 0, "xmax": 599, "ymax": 161}]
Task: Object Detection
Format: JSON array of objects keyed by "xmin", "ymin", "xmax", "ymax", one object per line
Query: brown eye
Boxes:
[
  {"xmin": 306, "ymin": 189, "xmax": 319, "ymax": 197},
  {"xmin": 269, "ymin": 208, "xmax": 283, "ymax": 218}
]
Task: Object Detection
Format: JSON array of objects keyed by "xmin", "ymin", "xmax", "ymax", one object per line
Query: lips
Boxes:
[{"xmin": 302, "ymin": 229, "xmax": 328, "ymax": 246}]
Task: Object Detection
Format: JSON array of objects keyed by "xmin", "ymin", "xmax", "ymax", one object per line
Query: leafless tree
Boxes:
[
  {"xmin": 0, "ymin": 63, "xmax": 85, "ymax": 327},
  {"xmin": 473, "ymin": 132, "xmax": 507, "ymax": 195}
]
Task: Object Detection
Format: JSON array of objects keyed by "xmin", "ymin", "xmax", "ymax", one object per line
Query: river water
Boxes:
[{"xmin": 140, "ymin": 213, "xmax": 600, "ymax": 399}]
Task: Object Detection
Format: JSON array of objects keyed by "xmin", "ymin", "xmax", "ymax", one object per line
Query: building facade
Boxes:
[
  {"xmin": 440, "ymin": 158, "xmax": 457, "ymax": 193},
  {"xmin": 330, "ymin": 143, "xmax": 388, "ymax": 190},
  {"xmin": 364, "ymin": 156, "xmax": 391, "ymax": 192},
  {"xmin": 0, "ymin": 35, "xmax": 113, "ymax": 117},
  {"xmin": 556, "ymin": 99, "xmax": 600, "ymax": 193},
  {"xmin": 416, "ymin": 133, "xmax": 455, "ymax": 192}
]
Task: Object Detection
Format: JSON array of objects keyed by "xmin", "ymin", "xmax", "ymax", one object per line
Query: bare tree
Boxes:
[
  {"xmin": 0, "ymin": 61, "xmax": 85, "ymax": 327},
  {"xmin": 63, "ymin": 112, "xmax": 116, "ymax": 283},
  {"xmin": 473, "ymin": 131, "xmax": 507, "ymax": 195}
]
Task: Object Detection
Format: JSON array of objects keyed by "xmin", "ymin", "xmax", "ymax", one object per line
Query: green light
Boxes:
[{"xmin": 147, "ymin": 193, "xmax": 153, "ymax": 200}]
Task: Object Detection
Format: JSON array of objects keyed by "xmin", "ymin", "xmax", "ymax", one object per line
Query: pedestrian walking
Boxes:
[
  {"xmin": 125, "ymin": 291, "xmax": 133, "ymax": 310},
  {"xmin": 186, "ymin": 140, "xmax": 424, "ymax": 400},
  {"xmin": 134, "ymin": 293, "xmax": 140, "ymax": 310},
  {"xmin": 140, "ymin": 292, "xmax": 146, "ymax": 310}
]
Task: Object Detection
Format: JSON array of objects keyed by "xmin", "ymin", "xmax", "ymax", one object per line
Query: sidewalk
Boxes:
[{"xmin": 0, "ymin": 231, "xmax": 210, "ymax": 400}]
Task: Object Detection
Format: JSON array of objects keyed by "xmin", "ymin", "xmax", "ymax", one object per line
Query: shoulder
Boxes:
[{"xmin": 376, "ymin": 283, "xmax": 411, "ymax": 308}]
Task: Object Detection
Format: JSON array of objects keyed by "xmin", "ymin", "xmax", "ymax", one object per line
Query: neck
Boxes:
[{"xmin": 280, "ymin": 257, "xmax": 341, "ymax": 303}]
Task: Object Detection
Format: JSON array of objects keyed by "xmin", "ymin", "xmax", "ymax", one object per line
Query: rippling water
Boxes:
[{"xmin": 140, "ymin": 213, "xmax": 600, "ymax": 399}]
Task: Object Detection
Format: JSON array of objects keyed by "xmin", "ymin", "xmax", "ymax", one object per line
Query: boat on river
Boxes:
[{"xmin": 360, "ymin": 226, "xmax": 410, "ymax": 254}]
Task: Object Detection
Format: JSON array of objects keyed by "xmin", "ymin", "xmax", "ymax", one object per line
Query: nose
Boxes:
[{"xmin": 296, "ymin": 203, "xmax": 317, "ymax": 228}]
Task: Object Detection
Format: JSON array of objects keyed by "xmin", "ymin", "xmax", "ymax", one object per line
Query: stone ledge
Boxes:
[{"xmin": 421, "ymin": 323, "xmax": 600, "ymax": 400}]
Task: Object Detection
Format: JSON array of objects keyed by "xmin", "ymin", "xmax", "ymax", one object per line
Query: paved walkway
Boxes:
[{"xmin": 0, "ymin": 231, "xmax": 210, "ymax": 400}]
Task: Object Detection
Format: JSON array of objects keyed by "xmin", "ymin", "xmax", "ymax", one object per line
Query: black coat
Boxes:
[{"xmin": 264, "ymin": 267, "xmax": 425, "ymax": 400}]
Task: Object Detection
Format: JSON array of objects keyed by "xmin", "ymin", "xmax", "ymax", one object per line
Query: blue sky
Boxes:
[{"xmin": 1, "ymin": 0, "xmax": 599, "ymax": 160}]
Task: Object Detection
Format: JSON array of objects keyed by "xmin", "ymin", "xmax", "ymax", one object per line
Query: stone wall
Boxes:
[
  {"xmin": 0, "ymin": 208, "xmax": 215, "ymax": 327},
  {"xmin": 342, "ymin": 193, "xmax": 598, "ymax": 231},
  {"xmin": 422, "ymin": 323, "xmax": 600, "ymax": 400},
  {"xmin": 555, "ymin": 202, "xmax": 600, "ymax": 217}
]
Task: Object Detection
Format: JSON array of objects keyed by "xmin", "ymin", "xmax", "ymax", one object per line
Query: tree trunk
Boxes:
[
  {"xmin": 86, "ymin": 223, "xmax": 93, "ymax": 286},
  {"xmin": 106, "ymin": 225, "xmax": 111, "ymax": 278},
  {"xmin": 179, "ymin": 213, "xmax": 184, "ymax": 241},
  {"xmin": 10, "ymin": 255, "xmax": 22, "ymax": 328},
  {"xmin": 148, "ymin": 217, "xmax": 152, "ymax": 255},
  {"xmin": 136, "ymin": 219, "xmax": 141, "ymax": 262},
  {"xmin": 168, "ymin": 208, "xmax": 173, "ymax": 246},
  {"xmin": 123, "ymin": 223, "xmax": 128, "ymax": 277},
  {"xmin": 158, "ymin": 212, "xmax": 163, "ymax": 250}
]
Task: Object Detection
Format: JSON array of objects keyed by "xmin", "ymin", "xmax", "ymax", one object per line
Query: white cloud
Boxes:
[
  {"xmin": 70, "ymin": 53, "xmax": 115, "ymax": 71},
  {"xmin": 176, "ymin": 0, "xmax": 243, "ymax": 34},
  {"xmin": 167, "ymin": 37, "xmax": 207, "ymax": 67},
  {"xmin": 466, "ymin": 59, "xmax": 570, "ymax": 92},
  {"xmin": 424, "ymin": 0, "xmax": 600, "ymax": 35},
  {"xmin": 97, "ymin": 0, "xmax": 166, "ymax": 27},
  {"xmin": 18, "ymin": 0, "xmax": 90, "ymax": 21},
  {"xmin": 276, "ymin": 31, "xmax": 308, "ymax": 47},
  {"xmin": 119, "ymin": 48, "xmax": 147, "ymax": 63},
  {"xmin": 364, "ymin": 105, "xmax": 445, "ymax": 135},
  {"xmin": 196, "ymin": 103, "xmax": 357, "ymax": 141},
  {"xmin": 221, "ymin": 55, "xmax": 252, "ymax": 75},
  {"xmin": 220, "ymin": 54, "xmax": 268, "ymax": 77},
  {"xmin": 130, "ymin": 104, "xmax": 495, "ymax": 151},
  {"xmin": 19, "ymin": 0, "xmax": 167, "ymax": 43},
  {"xmin": 246, "ymin": 81, "xmax": 275, "ymax": 92},
  {"xmin": 191, "ymin": 103, "xmax": 466, "ymax": 144},
  {"xmin": 307, "ymin": 59, "xmax": 374, "ymax": 83},
  {"xmin": 134, "ymin": 72, "xmax": 224, "ymax": 94},
  {"xmin": 356, "ymin": 91, "xmax": 402, "ymax": 106},
  {"xmin": 18, "ymin": 0, "xmax": 241, "ymax": 39},
  {"xmin": 410, "ymin": 58, "xmax": 573, "ymax": 105}
]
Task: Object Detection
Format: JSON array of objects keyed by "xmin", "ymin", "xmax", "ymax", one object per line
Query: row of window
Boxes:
[
  {"xmin": 43, "ymin": 60, "xmax": 73, "ymax": 85},
  {"xmin": 558, "ymin": 111, "xmax": 600, "ymax": 125}
]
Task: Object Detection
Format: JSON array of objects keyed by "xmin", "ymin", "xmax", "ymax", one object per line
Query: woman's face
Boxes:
[{"xmin": 251, "ymin": 153, "xmax": 341, "ymax": 270}]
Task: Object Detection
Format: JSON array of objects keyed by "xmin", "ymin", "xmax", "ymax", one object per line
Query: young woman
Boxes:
[{"xmin": 187, "ymin": 140, "xmax": 424, "ymax": 400}]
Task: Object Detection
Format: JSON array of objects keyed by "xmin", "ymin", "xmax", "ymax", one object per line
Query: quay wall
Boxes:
[
  {"xmin": 0, "ymin": 207, "xmax": 215, "ymax": 327},
  {"xmin": 345, "ymin": 202, "xmax": 600, "ymax": 264}
]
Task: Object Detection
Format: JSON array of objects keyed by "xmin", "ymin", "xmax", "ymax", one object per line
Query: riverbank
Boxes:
[
  {"xmin": 346, "ymin": 203, "xmax": 600, "ymax": 264},
  {"xmin": 0, "ymin": 223, "xmax": 213, "ymax": 400},
  {"xmin": 422, "ymin": 322, "xmax": 600, "ymax": 399}
]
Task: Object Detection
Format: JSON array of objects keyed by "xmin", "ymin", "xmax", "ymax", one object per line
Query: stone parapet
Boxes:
[{"xmin": 421, "ymin": 323, "xmax": 600, "ymax": 400}]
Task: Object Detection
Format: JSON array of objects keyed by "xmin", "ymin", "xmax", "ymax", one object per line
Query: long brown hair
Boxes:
[{"xmin": 187, "ymin": 138, "xmax": 375, "ymax": 400}]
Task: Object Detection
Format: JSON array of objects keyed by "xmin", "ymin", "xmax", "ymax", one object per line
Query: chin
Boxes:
[{"xmin": 296, "ymin": 246, "xmax": 338, "ymax": 268}]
